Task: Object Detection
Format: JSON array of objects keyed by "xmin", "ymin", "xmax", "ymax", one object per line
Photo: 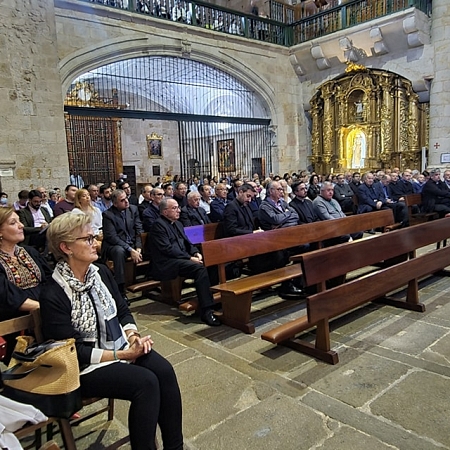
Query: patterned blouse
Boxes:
[{"xmin": 0, "ymin": 246, "xmax": 41, "ymax": 290}]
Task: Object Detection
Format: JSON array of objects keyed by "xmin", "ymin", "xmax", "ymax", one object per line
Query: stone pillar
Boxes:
[
  {"xmin": 0, "ymin": 0, "xmax": 68, "ymax": 194},
  {"xmin": 428, "ymin": 0, "xmax": 450, "ymax": 167}
]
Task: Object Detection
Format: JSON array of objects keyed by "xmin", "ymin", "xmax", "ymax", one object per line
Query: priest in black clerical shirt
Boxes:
[
  {"xmin": 290, "ymin": 182, "xmax": 319, "ymax": 224},
  {"xmin": 147, "ymin": 198, "xmax": 220, "ymax": 327}
]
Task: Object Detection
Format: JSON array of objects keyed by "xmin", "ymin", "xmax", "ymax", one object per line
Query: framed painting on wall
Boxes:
[
  {"xmin": 217, "ymin": 138, "xmax": 235, "ymax": 173},
  {"xmin": 147, "ymin": 132, "xmax": 163, "ymax": 158}
]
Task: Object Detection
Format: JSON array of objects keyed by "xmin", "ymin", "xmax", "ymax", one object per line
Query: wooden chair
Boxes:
[
  {"xmin": 0, "ymin": 310, "xmax": 117, "ymax": 449},
  {"xmin": 0, "ymin": 311, "xmax": 76, "ymax": 449}
]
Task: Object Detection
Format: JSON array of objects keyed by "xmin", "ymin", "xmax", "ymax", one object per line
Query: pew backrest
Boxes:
[
  {"xmin": 299, "ymin": 218, "xmax": 450, "ymax": 286},
  {"xmin": 184, "ymin": 222, "xmax": 224, "ymax": 245},
  {"xmin": 201, "ymin": 209, "xmax": 395, "ymax": 269}
]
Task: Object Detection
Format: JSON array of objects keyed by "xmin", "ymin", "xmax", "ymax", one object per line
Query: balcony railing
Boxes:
[
  {"xmin": 79, "ymin": 0, "xmax": 432, "ymax": 47},
  {"xmin": 291, "ymin": 0, "xmax": 432, "ymax": 45}
]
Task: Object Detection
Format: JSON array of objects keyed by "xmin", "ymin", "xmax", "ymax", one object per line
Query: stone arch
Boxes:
[{"xmin": 59, "ymin": 36, "xmax": 276, "ymax": 121}]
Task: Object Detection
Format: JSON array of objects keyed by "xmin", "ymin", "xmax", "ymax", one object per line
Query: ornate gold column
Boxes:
[
  {"xmin": 397, "ymin": 81, "xmax": 410, "ymax": 160},
  {"xmin": 403, "ymin": 90, "xmax": 421, "ymax": 169},
  {"xmin": 309, "ymin": 99, "xmax": 322, "ymax": 168},
  {"xmin": 335, "ymin": 85, "xmax": 347, "ymax": 168},
  {"xmin": 379, "ymin": 74, "xmax": 394, "ymax": 166},
  {"xmin": 321, "ymin": 84, "xmax": 335, "ymax": 172}
]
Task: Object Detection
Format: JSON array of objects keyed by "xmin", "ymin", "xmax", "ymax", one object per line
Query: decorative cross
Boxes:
[{"xmin": 434, "ymin": 142, "xmax": 440, "ymax": 149}]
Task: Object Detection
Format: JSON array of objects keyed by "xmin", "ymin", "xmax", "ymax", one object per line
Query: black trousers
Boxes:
[
  {"xmin": 103, "ymin": 245, "xmax": 129, "ymax": 287},
  {"xmin": 172, "ymin": 259, "xmax": 215, "ymax": 311},
  {"xmin": 80, "ymin": 350, "xmax": 183, "ymax": 450}
]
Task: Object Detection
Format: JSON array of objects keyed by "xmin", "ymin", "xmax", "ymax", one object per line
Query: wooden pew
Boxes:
[
  {"xmin": 261, "ymin": 218, "xmax": 450, "ymax": 364},
  {"xmin": 198, "ymin": 209, "xmax": 396, "ymax": 333},
  {"xmin": 158, "ymin": 223, "xmax": 225, "ymax": 305},
  {"xmin": 129, "ymin": 223, "xmax": 224, "ymax": 305},
  {"xmin": 184, "ymin": 222, "xmax": 224, "ymax": 245},
  {"xmin": 404, "ymin": 193, "xmax": 438, "ymax": 226}
]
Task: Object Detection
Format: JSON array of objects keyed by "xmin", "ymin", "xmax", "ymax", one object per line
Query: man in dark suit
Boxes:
[
  {"xmin": 349, "ymin": 172, "xmax": 362, "ymax": 194},
  {"xmin": 18, "ymin": 190, "xmax": 52, "ymax": 248},
  {"xmin": 209, "ymin": 183, "xmax": 228, "ymax": 222},
  {"xmin": 333, "ymin": 174, "xmax": 355, "ymax": 213},
  {"xmin": 147, "ymin": 198, "xmax": 220, "ymax": 327},
  {"xmin": 119, "ymin": 181, "xmax": 138, "ymax": 206},
  {"xmin": 179, "ymin": 191, "xmax": 211, "ymax": 227},
  {"xmin": 142, "ymin": 187, "xmax": 164, "ymax": 232},
  {"xmin": 138, "ymin": 185, "xmax": 153, "ymax": 220},
  {"xmin": 378, "ymin": 175, "xmax": 409, "ymax": 225},
  {"xmin": 388, "ymin": 171, "xmax": 413, "ymax": 202},
  {"xmin": 422, "ymin": 168, "xmax": 450, "ymax": 215},
  {"xmin": 247, "ymin": 181, "xmax": 261, "ymax": 219},
  {"xmin": 227, "ymin": 179, "xmax": 243, "ymax": 202},
  {"xmin": 357, "ymin": 172, "xmax": 391, "ymax": 214},
  {"xmin": 223, "ymin": 183, "xmax": 257, "ymax": 237},
  {"xmin": 102, "ymin": 189, "xmax": 143, "ymax": 297},
  {"xmin": 173, "ymin": 182, "xmax": 188, "ymax": 209}
]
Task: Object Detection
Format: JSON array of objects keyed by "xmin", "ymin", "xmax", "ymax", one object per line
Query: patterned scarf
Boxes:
[
  {"xmin": 53, "ymin": 261, "xmax": 127, "ymax": 351},
  {"xmin": 0, "ymin": 246, "xmax": 41, "ymax": 289}
]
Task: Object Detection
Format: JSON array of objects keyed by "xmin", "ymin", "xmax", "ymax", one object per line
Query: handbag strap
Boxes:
[
  {"xmin": 1, "ymin": 364, "xmax": 38, "ymax": 381},
  {"xmin": 12, "ymin": 340, "xmax": 60, "ymax": 362}
]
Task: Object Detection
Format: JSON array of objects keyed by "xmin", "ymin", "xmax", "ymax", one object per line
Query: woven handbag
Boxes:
[{"xmin": 2, "ymin": 336, "xmax": 82, "ymax": 418}]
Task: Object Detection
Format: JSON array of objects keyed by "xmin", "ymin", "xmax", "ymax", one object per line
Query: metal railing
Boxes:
[
  {"xmin": 74, "ymin": 0, "xmax": 432, "ymax": 46},
  {"xmin": 291, "ymin": 0, "xmax": 432, "ymax": 44}
]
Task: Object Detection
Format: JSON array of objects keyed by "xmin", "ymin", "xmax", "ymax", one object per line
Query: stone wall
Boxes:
[
  {"xmin": 428, "ymin": 0, "xmax": 450, "ymax": 168},
  {"xmin": 54, "ymin": 0, "xmax": 304, "ymax": 177},
  {"xmin": 1, "ymin": 0, "xmax": 449, "ymax": 196},
  {"xmin": 121, "ymin": 118, "xmax": 180, "ymax": 184},
  {"xmin": 0, "ymin": 0, "xmax": 68, "ymax": 196}
]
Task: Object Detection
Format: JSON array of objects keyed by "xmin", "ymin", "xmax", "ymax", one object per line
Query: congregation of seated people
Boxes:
[
  {"xmin": 1, "ymin": 163, "xmax": 446, "ymax": 448},
  {"xmin": 1, "ymin": 166, "xmax": 443, "ymax": 326}
]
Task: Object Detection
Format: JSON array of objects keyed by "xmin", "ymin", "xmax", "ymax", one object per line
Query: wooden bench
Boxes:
[
  {"xmin": 0, "ymin": 312, "xmax": 77, "ymax": 450},
  {"xmin": 184, "ymin": 222, "xmax": 224, "ymax": 244},
  {"xmin": 404, "ymin": 193, "xmax": 438, "ymax": 226},
  {"xmin": 261, "ymin": 218, "xmax": 450, "ymax": 364},
  {"xmin": 0, "ymin": 310, "xmax": 117, "ymax": 449},
  {"xmin": 197, "ymin": 209, "xmax": 396, "ymax": 334},
  {"xmin": 128, "ymin": 223, "xmax": 224, "ymax": 305}
]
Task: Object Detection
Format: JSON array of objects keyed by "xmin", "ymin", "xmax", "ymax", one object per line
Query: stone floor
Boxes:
[{"xmin": 56, "ymin": 264, "xmax": 450, "ymax": 450}]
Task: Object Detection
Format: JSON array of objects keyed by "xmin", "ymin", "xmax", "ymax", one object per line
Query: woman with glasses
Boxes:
[{"xmin": 40, "ymin": 213, "xmax": 183, "ymax": 450}]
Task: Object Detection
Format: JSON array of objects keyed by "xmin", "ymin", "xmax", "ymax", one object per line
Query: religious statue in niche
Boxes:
[
  {"xmin": 347, "ymin": 128, "xmax": 366, "ymax": 169},
  {"xmin": 354, "ymin": 101, "xmax": 364, "ymax": 117}
]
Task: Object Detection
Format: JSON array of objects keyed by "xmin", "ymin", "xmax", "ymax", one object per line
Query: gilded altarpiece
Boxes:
[{"xmin": 309, "ymin": 65, "xmax": 429, "ymax": 174}]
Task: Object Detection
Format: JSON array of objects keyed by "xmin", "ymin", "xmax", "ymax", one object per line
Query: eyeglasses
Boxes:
[
  {"xmin": 75, "ymin": 235, "xmax": 95, "ymax": 245},
  {"xmin": 169, "ymin": 206, "xmax": 181, "ymax": 210},
  {"xmin": 274, "ymin": 188, "xmax": 284, "ymax": 191},
  {"xmin": 154, "ymin": 193, "xmax": 164, "ymax": 196}
]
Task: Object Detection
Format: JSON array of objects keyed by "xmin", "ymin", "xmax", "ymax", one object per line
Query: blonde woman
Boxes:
[
  {"xmin": 41, "ymin": 213, "xmax": 183, "ymax": 450},
  {"xmin": 72, "ymin": 189, "xmax": 102, "ymax": 237}
]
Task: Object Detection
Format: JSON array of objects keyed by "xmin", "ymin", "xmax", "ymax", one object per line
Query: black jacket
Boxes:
[
  {"xmin": 102, "ymin": 205, "xmax": 143, "ymax": 254},
  {"xmin": 223, "ymin": 198, "xmax": 254, "ymax": 237},
  {"xmin": 147, "ymin": 216, "xmax": 199, "ymax": 280}
]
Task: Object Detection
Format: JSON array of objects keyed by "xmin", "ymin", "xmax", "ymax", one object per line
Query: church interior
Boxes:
[{"xmin": 2, "ymin": 1, "xmax": 450, "ymax": 449}]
